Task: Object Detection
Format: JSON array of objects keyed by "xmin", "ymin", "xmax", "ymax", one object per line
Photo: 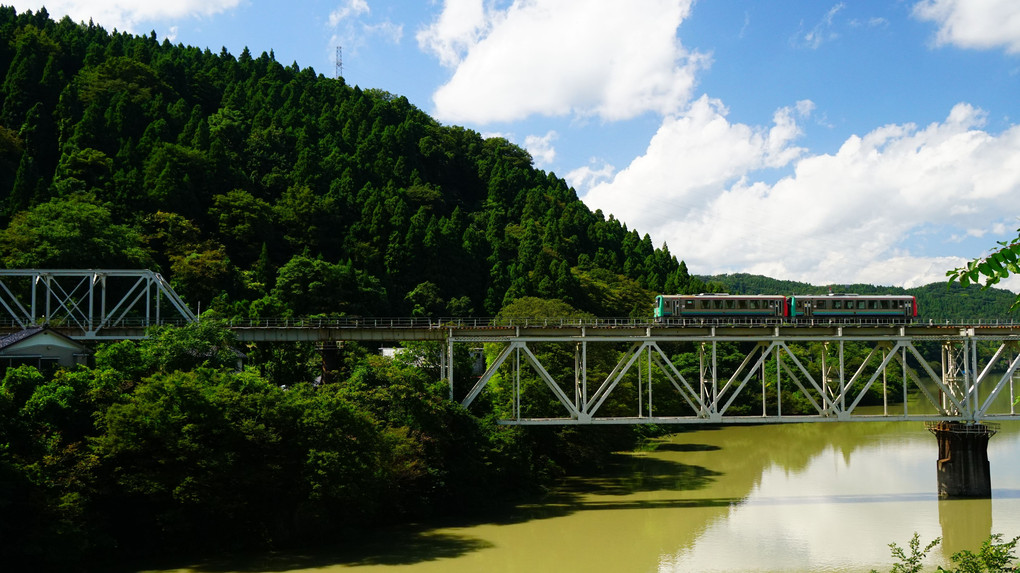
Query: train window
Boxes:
[
  {"xmin": 738, "ymin": 300, "xmax": 747, "ymax": 309},
  {"xmin": 881, "ymin": 300, "xmax": 890, "ymax": 309},
  {"xmin": 750, "ymin": 300, "xmax": 760, "ymax": 309},
  {"xmin": 846, "ymin": 301, "xmax": 855, "ymax": 309},
  {"xmin": 713, "ymin": 300, "xmax": 722, "ymax": 309},
  {"xmin": 685, "ymin": 300, "xmax": 694, "ymax": 309},
  {"xmin": 816, "ymin": 300, "xmax": 826, "ymax": 309},
  {"xmin": 868, "ymin": 301, "xmax": 878, "ymax": 309},
  {"xmin": 833, "ymin": 301, "xmax": 842, "ymax": 309},
  {"xmin": 725, "ymin": 300, "xmax": 735, "ymax": 309}
]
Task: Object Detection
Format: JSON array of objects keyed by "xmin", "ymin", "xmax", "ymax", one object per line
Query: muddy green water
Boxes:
[{"xmin": 149, "ymin": 419, "xmax": 1020, "ymax": 573}]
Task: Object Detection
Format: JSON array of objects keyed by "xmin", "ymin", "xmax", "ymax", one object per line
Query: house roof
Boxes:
[
  {"xmin": 0, "ymin": 326, "xmax": 46, "ymax": 350},
  {"xmin": 0, "ymin": 326, "xmax": 90, "ymax": 352}
]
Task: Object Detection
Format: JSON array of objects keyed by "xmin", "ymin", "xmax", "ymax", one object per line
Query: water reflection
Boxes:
[
  {"xmin": 143, "ymin": 420, "xmax": 1020, "ymax": 573},
  {"xmin": 939, "ymin": 497, "xmax": 992, "ymax": 555}
]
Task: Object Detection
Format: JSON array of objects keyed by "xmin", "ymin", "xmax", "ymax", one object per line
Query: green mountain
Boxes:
[
  {"xmin": 0, "ymin": 7, "xmax": 706, "ymax": 319},
  {"xmin": 701, "ymin": 273, "xmax": 1018, "ymax": 320}
]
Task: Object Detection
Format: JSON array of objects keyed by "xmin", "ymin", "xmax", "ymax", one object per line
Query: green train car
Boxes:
[{"xmin": 654, "ymin": 293, "xmax": 917, "ymax": 322}]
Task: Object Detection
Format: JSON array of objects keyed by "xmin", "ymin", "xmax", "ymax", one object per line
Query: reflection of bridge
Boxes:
[{"xmin": 2, "ymin": 269, "xmax": 1016, "ymax": 496}]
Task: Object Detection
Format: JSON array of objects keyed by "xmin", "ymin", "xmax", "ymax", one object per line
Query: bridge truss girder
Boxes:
[
  {"xmin": 451, "ymin": 332, "xmax": 1020, "ymax": 425},
  {"xmin": 0, "ymin": 269, "xmax": 196, "ymax": 339}
]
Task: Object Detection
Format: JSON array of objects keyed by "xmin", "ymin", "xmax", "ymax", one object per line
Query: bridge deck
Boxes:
[{"xmin": 3, "ymin": 317, "xmax": 1020, "ymax": 341}]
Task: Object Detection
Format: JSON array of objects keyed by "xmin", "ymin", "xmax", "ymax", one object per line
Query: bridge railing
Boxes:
[
  {"xmin": 6, "ymin": 315, "xmax": 1018, "ymax": 334},
  {"xmin": 221, "ymin": 316, "xmax": 1020, "ymax": 329},
  {"xmin": 0, "ymin": 317, "xmax": 195, "ymax": 329}
]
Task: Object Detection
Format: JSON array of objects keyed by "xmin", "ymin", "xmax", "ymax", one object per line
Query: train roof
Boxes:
[
  {"xmin": 658, "ymin": 293, "xmax": 787, "ymax": 298},
  {"xmin": 658, "ymin": 293, "xmax": 913, "ymax": 299},
  {"xmin": 790, "ymin": 293, "xmax": 914, "ymax": 298}
]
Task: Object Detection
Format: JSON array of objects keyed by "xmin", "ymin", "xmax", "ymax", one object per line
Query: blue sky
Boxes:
[{"xmin": 10, "ymin": 0, "xmax": 1020, "ymax": 290}]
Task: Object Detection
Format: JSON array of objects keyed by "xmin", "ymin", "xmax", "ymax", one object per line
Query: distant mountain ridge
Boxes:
[{"xmin": 698, "ymin": 273, "xmax": 1018, "ymax": 320}]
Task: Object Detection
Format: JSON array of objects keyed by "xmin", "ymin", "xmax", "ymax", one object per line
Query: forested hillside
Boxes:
[
  {"xmin": 0, "ymin": 7, "xmax": 707, "ymax": 320},
  {"xmin": 703, "ymin": 273, "xmax": 1018, "ymax": 320}
]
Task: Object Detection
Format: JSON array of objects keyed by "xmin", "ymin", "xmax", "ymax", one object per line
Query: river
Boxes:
[{"xmin": 148, "ymin": 417, "xmax": 1020, "ymax": 573}]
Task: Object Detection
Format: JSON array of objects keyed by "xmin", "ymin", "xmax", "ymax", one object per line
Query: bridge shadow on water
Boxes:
[{"xmin": 159, "ymin": 444, "xmax": 727, "ymax": 572}]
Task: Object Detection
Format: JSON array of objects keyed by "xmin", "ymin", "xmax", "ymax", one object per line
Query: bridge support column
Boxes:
[
  {"xmin": 927, "ymin": 422, "xmax": 997, "ymax": 498},
  {"xmin": 319, "ymin": 341, "xmax": 340, "ymax": 384}
]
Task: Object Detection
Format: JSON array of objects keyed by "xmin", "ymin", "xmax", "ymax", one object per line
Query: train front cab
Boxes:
[{"xmin": 654, "ymin": 295, "xmax": 679, "ymax": 321}]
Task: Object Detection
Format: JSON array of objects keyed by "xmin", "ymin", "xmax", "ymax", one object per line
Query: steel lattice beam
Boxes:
[{"xmin": 0, "ymin": 269, "xmax": 197, "ymax": 339}]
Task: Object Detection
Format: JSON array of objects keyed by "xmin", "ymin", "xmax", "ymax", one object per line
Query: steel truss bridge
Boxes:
[
  {"xmin": 2, "ymin": 269, "xmax": 1019, "ymax": 426},
  {"xmin": 444, "ymin": 322, "xmax": 1020, "ymax": 426},
  {"xmin": 0, "ymin": 269, "xmax": 195, "ymax": 338}
]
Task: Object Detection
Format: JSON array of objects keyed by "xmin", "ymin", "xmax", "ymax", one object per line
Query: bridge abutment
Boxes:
[{"xmin": 927, "ymin": 422, "xmax": 998, "ymax": 498}]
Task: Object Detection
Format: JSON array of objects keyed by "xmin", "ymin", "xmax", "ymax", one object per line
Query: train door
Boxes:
[{"xmin": 794, "ymin": 297, "xmax": 812, "ymax": 317}]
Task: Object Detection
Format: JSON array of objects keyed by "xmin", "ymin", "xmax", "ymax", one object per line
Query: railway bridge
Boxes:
[{"xmin": 3, "ymin": 269, "xmax": 1019, "ymax": 496}]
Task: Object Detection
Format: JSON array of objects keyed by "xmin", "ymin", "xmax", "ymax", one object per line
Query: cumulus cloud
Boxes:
[
  {"xmin": 913, "ymin": 0, "xmax": 1020, "ymax": 53},
  {"xmin": 416, "ymin": 0, "xmax": 487, "ymax": 68},
  {"xmin": 582, "ymin": 100, "xmax": 1020, "ymax": 290},
  {"xmin": 418, "ymin": 0, "xmax": 707, "ymax": 124},
  {"xmin": 7, "ymin": 0, "xmax": 241, "ymax": 32},
  {"xmin": 524, "ymin": 131, "xmax": 558, "ymax": 167},
  {"xmin": 566, "ymin": 160, "xmax": 616, "ymax": 192}
]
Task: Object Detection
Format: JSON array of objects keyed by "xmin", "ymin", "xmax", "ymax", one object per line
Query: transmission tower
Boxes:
[{"xmin": 335, "ymin": 45, "xmax": 343, "ymax": 79}]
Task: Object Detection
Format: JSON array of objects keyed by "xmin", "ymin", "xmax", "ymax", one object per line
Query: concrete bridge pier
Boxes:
[
  {"xmin": 319, "ymin": 341, "xmax": 341, "ymax": 384},
  {"xmin": 927, "ymin": 422, "xmax": 998, "ymax": 498}
]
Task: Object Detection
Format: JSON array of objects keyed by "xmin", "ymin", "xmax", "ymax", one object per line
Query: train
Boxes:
[{"xmin": 653, "ymin": 293, "xmax": 917, "ymax": 322}]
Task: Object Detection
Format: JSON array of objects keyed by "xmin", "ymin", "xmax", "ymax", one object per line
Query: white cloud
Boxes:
[
  {"xmin": 418, "ymin": 0, "xmax": 707, "ymax": 124},
  {"xmin": 913, "ymin": 0, "xmax": 1020, "ymax": 54},
  {"xmin": 582, "ymin": 101, "xmax": 1020, "ymax": 290},
  {"xmin": 566, "ymin": 160, "xmax": 615, "ymax": 192},
  {"xmin": 363, "ymin": 20, "xmax": 403, "ymax": 44},
  {"xmin": 415, "ymin": 0, "xmax": 487, "ymax": 68},
  {"xmin": 797, "ymin": 3, "xmax": 845, "ymax": 50},
  {"xmin": 524, "ymin": 131, "xmax": 558, "ymax": 167},
  {"xmin": 329, "ymin": 0, "xmax": 369, "ymax": 28},
  {"xmin": 7, "ymin": 0, "xmax": 241, "ymax": 32}
]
